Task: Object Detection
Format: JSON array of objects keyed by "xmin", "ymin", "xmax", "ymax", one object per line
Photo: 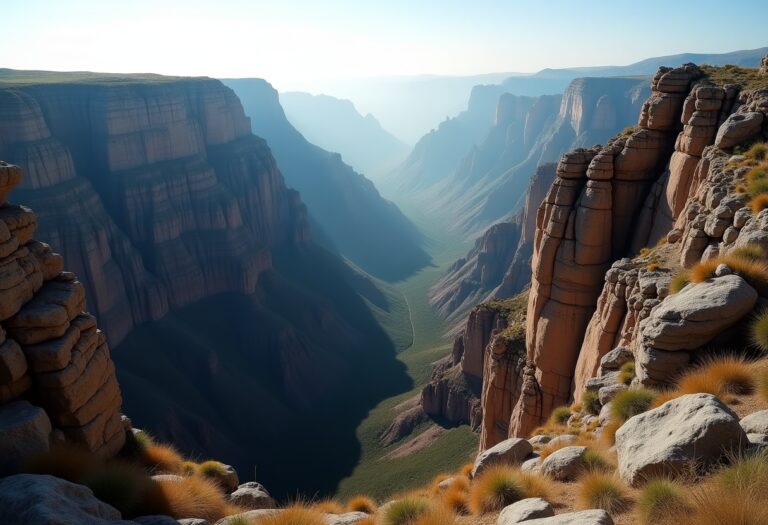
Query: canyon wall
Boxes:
[{"xmin": 0, "ymin": 162, "xmax": 126, "ymax": 473}]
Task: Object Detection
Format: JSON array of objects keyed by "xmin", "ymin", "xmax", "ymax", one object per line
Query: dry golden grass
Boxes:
[
  {"xmin": 729, "ymin": 244, "xmax": 766, "ymax": 261},
  {"xmin": 669, "ymin": 271, "xmax": 691, "ymax": 294},
  {"xmin": 381, "ymin": 496, "xmax": 432, "ymax": 525},
  {"xmin": 441, "ymin": 486, "xmax": 470, "ymax": 515},
  {"xmin": 459, "ymin": 463, "xmax": 474, "ymax": 478},
  {"xmin": 745, "ymin": 143, "xmax": 768, "ymax": 161},
  {"xmin": 653, "ymin": 356, "xmax": 757, "ymax": 407},
  {"xmin": 428, "ymin": 473, "xmax": 451, "ymax": 495},
  {"xmin": 548, "ymin": 406, "xmax": 572, "ymax": 426},
  {"xmin": 142, "ymin": 443, "xmax": 184, "ymax": 473},
  {"xmin": 690, "ymin": 255, "xmax": 768, "ymax": 294},
  {"xmin": 469, "ymin": 465, "xmax": 523, "ymax": 515},
  {"xmin": 601, "ymin": 420, "xmax": 623, "ymax": 446},
  {"xmin": 413, "ymin": 506, "xmax": 458, "ymax": 525},
  {"xmin": 759, "ymin": 372, "xmax": 768, "ymax": 403},
  {"xmin": 576, "ymin": 472, "xmax": 631, "ymax": 514},
  {"xmin": 314, "ymin": 499, "xmax": 345, "ymax": 514},
  {"xmin": 447, "ymin": 476, "xmax": 470, "ymax": 493},
  {"xmin": 635, "ymin": 479, "xmax": 690, "ymax": 525},
  {"xmin": 155, "ymin": 475, "xmax": 240, "ymax": 522},
  {"xmin": 750, "ymin": 193, "xmax": 768, "ymax": 214},
  {"xmin": 539, "ymin": 434, "xmax": 596, "ymax": 460},
  {"xmin": 179, "ymin": 461, "xmax": 197, "ymax": 476},
  {"xmin": 517, "ymin": 471, "xmax": 553, "ymax": 501},
  {"xmin": 751, "ymin": 309, "xmax": 768, "ymax": 352},
  {"xmin": 357, "ymin": 516, "xmax": 377, "ymax": 525},
  {"xmin": 346, "ymin": 495, "xmax": 378, "ymax": 514},
  {"xmin": 256, "ymin": 505, "xmax": 327, "ymax": 525},
  {"xmin": 617, "ymin": 362, "xmax": 636, "ymax": 386}
]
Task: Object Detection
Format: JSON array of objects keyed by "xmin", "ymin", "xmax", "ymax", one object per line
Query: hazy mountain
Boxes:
[
  {"xmin": 279, "ymin": 91, "xmax": 409, "ymax": 178},
  {"xmin": 223, "ymin": 78, "xmax": 430, "ymax": 281}
]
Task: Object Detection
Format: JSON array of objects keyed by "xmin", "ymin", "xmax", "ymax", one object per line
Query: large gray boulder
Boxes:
[
  {"xmin": 615, "ymin": 393, "xmax": 747, "ymax": 486},
  {"xmin": 540, "ymin": 446, "xmax": 587, "ymax": 481},
  {"xmin": 0, "ymin": 400, "xmax": 52, "ymax": 475},
  {"xmin": 498, "ymin": 498, "xmax": 554, "ymax": 524},
  {"xmin": 228, "ymin": 482, "xmax": 276, "ymax": 510},
  {"xmin": 639, "ymin": 275, "xmax": 757, "ymax": 351},
  {"xmin": 740, "ymin": 410, "xmax": 768, "ymax": 435},
  {"xmin": 0, "ymin": 474, "xmax": 128, "ymax": 524},
  {"xmin": 523, "ymin": 510, "xmax": 614, "ymax": 524},
  {"xmin": 715, "ymin": 112, "xmax": 764, "ymax": 149},
  {"xmin": 472, "ymin": 437, "xmax": 533, "ymax": 477}
]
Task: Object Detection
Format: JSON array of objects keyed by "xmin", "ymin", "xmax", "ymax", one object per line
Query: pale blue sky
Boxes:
[{"xmin": 2, "ymin": 0, "xmax": 767, "ymax": 87}]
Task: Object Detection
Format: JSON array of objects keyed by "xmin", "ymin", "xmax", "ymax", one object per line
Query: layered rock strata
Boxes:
[{"xmin": 0, "ymin": 162, "xmax": 125, "ymax": 469}]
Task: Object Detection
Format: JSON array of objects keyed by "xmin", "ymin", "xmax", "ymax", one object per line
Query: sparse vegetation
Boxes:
[
  {"xmin": 618, "ymin": 362, "xmax": 636, "ymax": 385},
  {"xmin": 141, "ymin": 443, "xmax": 184, "ymax": 473},
  {"xmin": 517, "ymin": 471, "xmax": 553, "ymax": 501},
  {"xmin": 549, "ymin": 406, "xmax": 572, "ymax": 426},
  {"xmin": 577, "ymin": 472, "xmax": 630, "ymax": 514},
  {"xmin": 413, "ymin": 506, "xmax": 458, "ymax": 525},
  {"xmin": 582, "ymin": 448, "xmax": 612, "ymax": 473},
  {"xmin": 469, "ymin": 466, "xmax": 523, "ymax": 515},
  {"xmin": 690, "ymin": 254, "xmax": 768, "ymax": 294},
  {"xmin": 759, "ymin": 371, "xmax": 768, "ymax": 402},
  {"xmin": 314, "ymin": 499, "xmax": 345, "ymax": 514},
  {"xmin": 256, "ymin": 505, "xmax": 327, "ymax": 525},
  {"xmin": 678, "ymin": 356, "xmax": 754, "ymax": 396},
  {"xmin": 636, "ymin": 479, "xmax": 689, "ymax": 525},
  {"xmin": 581, "ymin": 391, "xmax": 601, "ymax": 416},
  {"xmin": 611, "ymin": 388, "xmax": 656, "ymax": 422},
  {"xmin": 730, "ymin": 244, "xmax": 766, "ymax": 261},
  {"xmin": 750, "ymin": 193, "xmax": 768, "ymax": 214},
  {"xmin": 441, "ymin": 486, "xmax": 470, "ymax": 515},
  {"xmin": 701, "ymin": 64, "xmax": 768, "ymax": 90},
  {"xmin": 154, "ymin": 475, "xmax": 240, "ymax": 522}
]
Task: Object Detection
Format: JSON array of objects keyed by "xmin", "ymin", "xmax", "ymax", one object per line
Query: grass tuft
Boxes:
[
  {"xmin": 468, "ymin": 465, "xmax": 523, "ymax": 515},
  {"xmin": 346, "ymin": 495, "xmax": 377, "ymax": 514},
  {"xmin": 689, "ymin": 255, "xmax": 768, "ymax": 294},
  {"xmin": 381, "ymin": 496, "xmax": 432, "ymax": 525},
  {"xmin": 314, "ymin": 499, "xmax": 345, "ymax": 514},
  {"xmin": 548, "ymin": 406, "xmax": 571, "ymax": 426},
  {"xmin": 155, "ymin": 475, "xmax": 239, "ymax": 522},
  {"xmin": 730, "ymin": 244, "xmax": 766, "ymax": 261},
  {"xmin": 751, "ymin": 310, "xmax": 768, "ymax": 352},
  {"xmin": 677, "ymin": 355, "xmax": 754, "ymax": 397},
  {"xmin": 441, "ymin": 486, "xmax": 470, "ymax": 515},
  {"xmin": 581, "ymin": 391, "xmax": 601, "ymax": 416},
  {"xmin": 611, "ymin": 388, "xmax": 656, "ymax": 422},
  {"xmin": 142, "ymin": 444, "xmax": 183, "ymax": 474},
  {"xmin": 577, "ymin": 472, "xmax": 630, "ymax": 514},
  {"xmin": 635, "ymin": 479, "xmax": 689, "ymax": 525},
  {"xmin": 669, "ymin": 271, "xmax": 691, "ymax": 294},
  {"xmin": 256, "ymin": 505, "xmax": 326, "ymax": 525},
  {"xmin": 618, "ymin": 362, "xmax": 636, "ymax": 386},
  {"xmin": 750, "ymin": 193, "xmax": 768, "ymax": 214},
  {"xmin": 413, "ymin": 506, "xmax": 458, "ymax": 525}
]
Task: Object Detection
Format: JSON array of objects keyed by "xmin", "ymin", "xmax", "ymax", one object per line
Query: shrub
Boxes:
[
  {"xmin": 636, "ymin": 479, "xmax": 689, "ymax": 525},
  {"xmin": 155, "ymin": 475, "xmax": 238, "ymax": 522},
  {"xmin": 346, "ymin": 495, "xmax": 377, "ymax": 513},
  {"xmin": 751, "ymin": 310, "xmax": 768, "ymax": 352},
  {"xmin": 730, "ymin": 244, "xmax": 766, "ymax": 261},
  {"xmin": 750, "ymin": 193, "xmax": 768, "ymax": 214},
  {"xmin": 82, "ymin": 462, "xmax": 162, "ymax": 518},
  {"xmin": 469, "ymin": 466, "xmax": 523, "ymax": 515},
  {"xmin": 441, "ymin": 486, "xmax": 469, "ymax": 514},
  {"xmin": 142, "ymin": 444, "xmax": 183, "ymax": 473},
  {"xmin": 677, "ymin": 355, "xmax": 754, "ymax": 397},
  {"xmin": 517, "ymin": 471, "xmax": 552, "ymax": 500},
  {"xmin": 669, "ymin": 271, "xmax": 691, "ymax": 294},
  {"xmin": 314, "ymin": 499, "xmax": 345, "ymax": 514},
  {"xmin": 381, "ymin": 497, "xmax": 432, "ymax": 525},
  {"xmin": 581, "ymin": 391, "xmax": 601, "ymax": 416},
  {"xmin": 577, "ymin": 472, "xmax": 630, "ymax": 514},
  {"xmin": 611, "ymin": 388, "xmax": 656, "ymax": 422},
  {"xmin": 413, "ymin": 506, "xmax": 458, "ymax": 525},
  {"xmin": 257, "ymin": 505, "xmax": 327, "ymax": 525},
  {"xmin": 618, "ymin": 361, "xmax": 636, "ymax": 386},
  {"xmin": 549, "ymin": 406, "xmax": 571, "ymax": 426}
]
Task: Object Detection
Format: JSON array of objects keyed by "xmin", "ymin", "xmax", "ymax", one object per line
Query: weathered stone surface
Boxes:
[
  {"xmin": 0, "ymin": 474, "xmax": 125, "ymax": 524},
  {"xmin": 0, "ymin": 400, "xmax": 51, "ymax": 475},
  {"xmin": 615, "ymin": 394, "xmax": 747, "ymax": 486},
  {"xmin": 228, "ymin": 482, "xmax": 276, "ymax": 510},
  {"xmin": 740, "ymin": 410, "xmax": 768, "ymax": 435},
  {"xmin": 540, "ymin": 446, "xmax": 587, "ymax": 481},
  {"xmin": 639, "ymin": 275, "xmax": 757, "ymax": 351},
  {"xmin": 598, "ymin": 383, "xmax": 627, "ymax": 405},
  {"xmin": 498, "ymin": 498, "xmax": 554, "ymax": 524},
  {"xmin": 523, "ymin": 510, "xmax": 614, "ymax": 525},
  {"xmin": 715, "ymin": 112, "xmax": 764, "ymax": 149},
  {"xmin": 521, "ymin": 455, "xmax": 542, "ymax": 472},
  {"xmin": 134, "ymin": 516, "xmax": 180, "ymax": 525},
  {"xmin": 472, "ymin": 437, "xmax": 533, "ymax": 477},
  {"xmin": 599, "ymin": 347, "xmax": 633, "ymax": 370}
]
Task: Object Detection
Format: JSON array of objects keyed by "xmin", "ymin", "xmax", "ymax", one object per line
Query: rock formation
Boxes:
[{"xmin": 0, "ymin": 162, "xmax": 125, "ymax": 471}]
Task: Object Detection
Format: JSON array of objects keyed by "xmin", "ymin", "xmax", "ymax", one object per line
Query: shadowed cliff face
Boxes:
[
  {"xmin": 223, "ymin": 78, "xmax": 430, "ymax": 282},
  {"xmin": 0, "ymin": 73, "xmax": 411, "ymax": 497}
]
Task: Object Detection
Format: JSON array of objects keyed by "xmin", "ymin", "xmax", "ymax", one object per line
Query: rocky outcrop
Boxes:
[
  {"xmin": 498, "ymin": 498, "xmax": 554, "ymax": 524},
  {"xmin": 615, "ymin": 393, "xmax": 747, "ymax": 486},
  {"xmin": 0, "ymin": 163, "xmax": 125, "ymax": 464},
  {"xmin": 470, "ymin": 437, "xmax": 532, "ymax": 477}
]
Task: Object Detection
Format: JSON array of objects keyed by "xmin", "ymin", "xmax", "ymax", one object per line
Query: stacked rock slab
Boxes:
[
  {"xmin": 0, "ymin": 161, "xmax": 125, "ymax": 467},
  {"xmin": 522, "ymin": 65, "xmax": 703, "ymax": 435}
]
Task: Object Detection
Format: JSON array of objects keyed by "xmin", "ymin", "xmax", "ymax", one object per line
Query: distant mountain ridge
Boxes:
[{"xmin": 280, "ymin": 91, "xmax": 408, "ymax": 178}]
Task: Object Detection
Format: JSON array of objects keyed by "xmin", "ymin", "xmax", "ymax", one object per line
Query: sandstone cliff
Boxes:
[
  {"xmin": 0, "ymin": 162, "xmax": 125, "ymax": 473},
  {"xmin": 472, "ymin": 62, "xmax": 768, "ymax": 446}
]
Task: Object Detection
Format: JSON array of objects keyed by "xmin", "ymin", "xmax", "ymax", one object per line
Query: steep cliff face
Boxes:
[
  {"xmin": 223, "ymin": 78, "xmax": 429, "ymax": 281},
  {"xmin": 0, "ymin": 162, "xmax": 126, "ymax": 470},
  {"xmin": 472, "ymin": 62, "xmax": 768, "ymax": 445},
  {"xmin": 0, "ymin": 71, "xmax": 410, "ymax": 497}
]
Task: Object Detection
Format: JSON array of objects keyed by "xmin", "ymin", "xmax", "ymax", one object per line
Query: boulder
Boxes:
[
  {"xmin": 740, "ymin": 410, "xmax": 768, "ymax": 435},
  {"xmin": 0, "ymin": 474, "xmax": 126, "ymax": 524},
  {"xmin": 472, "ymin": 437, "xmax": 533, "ymax": 477},
  {"xmin": 639, "ymin": 275, "xmax": 757, "ymax": 351},
  {"xmin": 228, "ymin": 482, "xmax": 276, "ymax": 510},
  {"xmin": 178, "ymin": 521, "xmax": 211, "ymax": 525},
  {"xmin": 521, "ymin": 455, "xmax": 541, "ymax": 472},
  {"xmin": 0, "ymin": 400, "xmax": 52, "ymax": 475},
  {"xmin": 523, "ymin": 510, "xmax": 614, "ymax": 524},
  {"xmin": 540, "ymin": 446, "xmax": 587, "ymax": 481},
  {"xmin": 529, "ymin": 435, "xmax": 552, "ymax": 446},
  {"xmin": 615, "ymin": 394, "xmax": 747, "ymax": 486},
  {"xmin": 598, "ymin": 384, "xmax": 626, "ymax": 405},
  {"xmin": 748, "ymin": 433, "xmax": 768, "ymax": 448},
  {"xmin": 498, "ymin": 498, "xmax": 554, "ymax": 524},
  {"xmin": 715, "ymin": 112, "xmax": 764, "ymax": 149},
  {"xmin": 599, "ymin": 347, "xmax": 633, "ymax": 371}
]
